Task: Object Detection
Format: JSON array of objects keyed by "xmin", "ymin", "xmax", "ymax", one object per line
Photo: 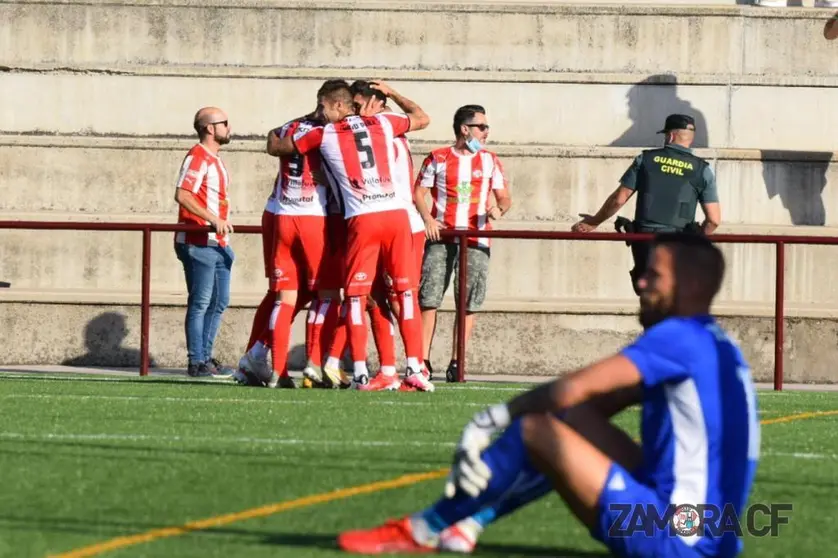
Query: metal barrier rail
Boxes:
[{"xmin": 3, "ymin": 219, "xmax": 834, "ymax": 390}]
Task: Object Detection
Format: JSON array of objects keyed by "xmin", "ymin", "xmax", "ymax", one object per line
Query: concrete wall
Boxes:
[
  {"xmin": 2, "ymin": 3, "xmax": 836, "ymax": 77},
  {"xmin": 3, "ymin": 3, "xmax": 838, "ymax": 150},
  {"xmin": 3, "ymin": 138, "xmax": 834, "ymax": 227},
  {"xmin": 4, "ymin": 72, "xmax": 838, "ymax": 150},
  {"xmin": 1, "ymin": 301, "xmax": 834, "ymax": 384}
]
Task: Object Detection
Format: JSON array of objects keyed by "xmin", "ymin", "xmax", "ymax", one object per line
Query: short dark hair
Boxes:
[
  {"xmin": 349, "ymin": 80, "xmax": 387, "ymax": 104},
  {"xmin": 316, "ymin": 79, "xmax": 352, "ymax": 104},
  {"xmin": 453, "ymin": 105, "xmax": 486, "ymax": 138},
  {"xmin": 653, "ymin": 231, "xmax": 725, "ymax": 300}
]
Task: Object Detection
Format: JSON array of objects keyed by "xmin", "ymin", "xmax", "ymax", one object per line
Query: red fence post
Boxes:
[
  {"xmin": 456, "ymin": 232, "xmax": 469, "ymax": 382},
  {"xmin": 140, "ymin": 228, "xmax": 152, "ymax": 377},
  {"xmin": 774, "ymin": 242, "xmax": 785, "ymax": 391}
]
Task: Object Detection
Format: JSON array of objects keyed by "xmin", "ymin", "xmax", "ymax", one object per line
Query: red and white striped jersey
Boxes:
[
  {"xmin": 293, "ymin": 113, "xmax": 411, "ymax": 219},
  {"xmin": 265, "ymin": 117, "xmax": 328, "ymax": 217},
  {"xmin": 415, "ymin": 147, "xmax": 508, "ymax": 248},
  {"xmin": 175, "ymin": 143, "xmax": 231, "ymax": 247},
  {"xmin": 392, "ymin": 135, "xmax": 425, "ymax": 234}
]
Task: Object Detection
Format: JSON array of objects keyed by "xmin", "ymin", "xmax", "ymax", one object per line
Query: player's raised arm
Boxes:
[
  {"xmin": 370, "ymin": 80, "xmax": 430, "ymax": 132},
  {"xmin": 266, "ymin": 127, "xmax": 297, "ymax": 157}
]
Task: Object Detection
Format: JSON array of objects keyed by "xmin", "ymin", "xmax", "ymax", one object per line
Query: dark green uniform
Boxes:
[{"xmin": 619, "ymin": 143, "xmax": 718, "ymax": 293}]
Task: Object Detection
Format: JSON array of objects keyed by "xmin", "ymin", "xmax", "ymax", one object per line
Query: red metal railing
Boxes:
[{"xmin": 2, "ymin": 219, "xmax": 833, "ymax": 390}]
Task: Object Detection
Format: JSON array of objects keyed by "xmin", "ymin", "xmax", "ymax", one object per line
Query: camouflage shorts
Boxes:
[{"xmin": 419, "ymin": 241, "xmax": 490, "ymax": 313}]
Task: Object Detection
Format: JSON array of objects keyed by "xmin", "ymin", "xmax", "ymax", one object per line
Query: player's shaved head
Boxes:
[{"xmin": 193, "ymin": 106, "xmax": 225, "ymax": 135}]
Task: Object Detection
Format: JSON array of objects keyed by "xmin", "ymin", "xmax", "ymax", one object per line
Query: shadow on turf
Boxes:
[{"xmin": 250, "ymin": 532, "xmax": 610, "ymax": 557}]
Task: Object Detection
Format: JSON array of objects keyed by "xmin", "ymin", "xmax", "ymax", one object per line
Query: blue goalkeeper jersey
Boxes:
[{"xmin": 621, "ymin": 315, "xmax": 761, "ymax": 557}]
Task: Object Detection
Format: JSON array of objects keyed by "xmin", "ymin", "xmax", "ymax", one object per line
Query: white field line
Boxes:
[
  {"xmin": 0, "ymin": 394, "xmax": 805, "ymax": 416},
  {"xmin": 0, "ymin": 431, "xmax": 832, "ymax": 461},
  {"xmin": 0, "ymin": 431, "xmax": 458, "ymax": 448},
  {"xmin": 0, "ymin": 393, "xmax": 489, "ymax": 407}
]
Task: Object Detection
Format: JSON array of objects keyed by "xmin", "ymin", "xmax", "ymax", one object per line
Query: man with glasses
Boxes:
[
  {"xmin": 572, "ymin": 114, "xmax": 721, "ymax": 297},
  {"xmin": 414, "ymin": 105, "xmax": 512, "ymax": 383},
  {"xmin": 173, "ymin": 106, "xmax": 235, "ymax": 378}
]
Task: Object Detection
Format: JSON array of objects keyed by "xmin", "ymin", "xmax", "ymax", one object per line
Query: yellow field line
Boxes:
[
  {"xmin": 760, "ymin": 409, "xmax": 838, "ymax": 425},
  {"xmin": 49, "ymin": 468, "xmax": 448, "ymax": 558},
  {"xmin": 49, "ymin": 408, "xmax": 838, "ymax": 558}
]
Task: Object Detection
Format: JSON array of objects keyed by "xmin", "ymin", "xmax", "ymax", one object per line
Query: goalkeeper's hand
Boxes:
[{"xmin": 444, "ymin": 403, "xmax": 511, "ymax": 499}]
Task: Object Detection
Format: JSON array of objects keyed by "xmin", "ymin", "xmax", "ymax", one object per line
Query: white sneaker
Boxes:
[
  {"xmin": 237, "ymin": 353, "xmax": 272, "ymax": 386},
  {"xmin": 403, "ymin": 367, "xmax": 435, "ymax": 392}
]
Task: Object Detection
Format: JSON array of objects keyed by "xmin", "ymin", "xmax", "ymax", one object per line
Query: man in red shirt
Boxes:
[
  {"xmin": 414, "ymin": 105, "xmax": 512, "ymax": 382},
  {"xmin": 272, "ymin": 80, "xmax": 434, "ymax": 392},
  {"xmin": 173, "ymin": 106, "xmax": 235, "ymax": 378}
]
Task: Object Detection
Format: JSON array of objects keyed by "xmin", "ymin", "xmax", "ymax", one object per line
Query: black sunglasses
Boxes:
[
  {"xmin": 208, "ymin": 120, "xmax": 228, "ymax": 128},
  {"xmin": 467, "ymin": 124, "xmax": 490, "ymax": 131}
]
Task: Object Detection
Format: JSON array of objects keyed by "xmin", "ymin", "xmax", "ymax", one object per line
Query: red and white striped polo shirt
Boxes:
[
  {"xmin": 415, "ymin": 146, "xmax": 508, "ymax": 248},
  {"xmin": 175, "ymin": 143, "xmax": 230, "ymax": 247},
  {"xmin": 293, "ymin": 113, "xmax": 411, "ymax": 219}
]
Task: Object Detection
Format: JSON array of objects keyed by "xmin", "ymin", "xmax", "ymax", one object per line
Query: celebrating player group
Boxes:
[{"xmin": 233, "ymin": 79, "xmax": 437, "ymax": 393}]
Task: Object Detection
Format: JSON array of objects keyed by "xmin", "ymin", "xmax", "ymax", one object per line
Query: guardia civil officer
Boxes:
[{"xmin": 572, "ymin": 114, "xmax": 721, "ymax": 296}]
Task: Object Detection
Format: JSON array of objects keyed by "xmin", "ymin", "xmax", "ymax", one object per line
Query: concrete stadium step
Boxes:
[
  {"xmin": 2, "ymin": 295, "xmax": 836, "ymax": 384},
  {"xmin": 2, "ymin": 136, "xmax": 835, "ymax": 227},
  {"xmin": 3, "ymin": 71, "xmax": 838, "ymax": 150},
  {"xmin": 3, "ymin": 2, "xmax": 835, "ymax": 77},
  {"xmin": 2, "ymin": 216, "xmax": 838, "ymax": 308}
]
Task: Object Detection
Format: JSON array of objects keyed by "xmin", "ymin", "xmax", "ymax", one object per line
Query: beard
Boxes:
[
  {"xmin": 216, "ymin": 134, "xmax": 231, "ymax": 145},
  {"xmin": 638, "ymin": 297, "xmax": 669, "ymax": 330}
]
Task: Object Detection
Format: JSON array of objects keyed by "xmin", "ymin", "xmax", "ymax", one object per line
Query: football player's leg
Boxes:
[
  {"xmin": 383, "ymin": 213, "xmax": 430, "ymax": 391},
  {"xmin": 247, "ymin": 209, "xmax": 278, "ymax": 352},
  {"xmin": 338, "ymin": 390, "xmax": 642, "ymax": 554},
  {"xmin": 344, "ymin": 215, "xmax": 380, "ymax": 388},
  {"xmin": 368, "ymin": 268, "xmax": 398, "ymax": 381},
  {"xmin": 440, "ymin": 387, "xmax": 643, "ymax": 551},
  {"xmin": 267, "ymin": 217, "xmax": 302, "ymax": 389},
  {"xmin": 318, "ymin": 217, "xmax": 349, "ymax": 388},
  {"xmin": 298, "ymin": 216, "xmax": 330, "ymax": 387}
]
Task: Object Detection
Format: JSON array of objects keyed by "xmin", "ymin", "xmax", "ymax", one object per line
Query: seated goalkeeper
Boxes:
[{"xmin": 337, "ymin": 232, "xmax": 761, "ymax": 558}]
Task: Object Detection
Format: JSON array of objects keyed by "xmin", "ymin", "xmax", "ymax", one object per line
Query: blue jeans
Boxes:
[{"xmin": 174, "ymin": 243, "xmax": 234, "ymax": 366}]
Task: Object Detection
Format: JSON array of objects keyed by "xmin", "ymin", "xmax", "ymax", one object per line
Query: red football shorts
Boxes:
[
  {"xmin": 318, "ymin": 214, "xmax": 347, "ymax": 291},
  {"xmin": 383, "ymin": 230, "xmax": 427, "ymax": 298},
  {"xmin": 271, "ymin": 214, "xmax": 327, "ymax": 292},
  {"xmin": 261, "ymin": 209, "xmax": 276, "ymax": 278},
  {"xmin": 345, "ymin": 209, "xmax": 415, "ymax": 297}
]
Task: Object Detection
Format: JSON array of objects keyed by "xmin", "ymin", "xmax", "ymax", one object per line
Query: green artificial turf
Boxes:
[{"xmin": 0, "ymin": 373, "xmax": 834, "ymax": 558}]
